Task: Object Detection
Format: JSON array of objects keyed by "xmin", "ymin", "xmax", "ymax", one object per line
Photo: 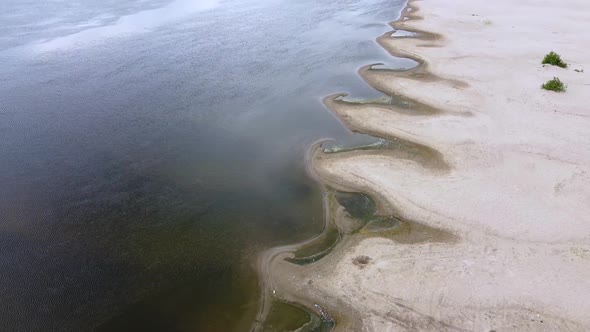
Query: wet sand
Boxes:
[{"xmin": 262, "ymin": 0, "xmax": 590, "ymax": 330}]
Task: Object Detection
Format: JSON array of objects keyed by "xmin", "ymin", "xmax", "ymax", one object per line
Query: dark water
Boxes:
[{"xmin": 0, "ymin": 0, "xmax": 406, "ymax": 330}]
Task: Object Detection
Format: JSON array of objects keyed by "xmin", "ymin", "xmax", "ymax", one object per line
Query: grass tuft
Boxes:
[
  {"xmin": 541, "ymin": 77, "xmax": 566, "ymax": 92},
  {"xmin": 542, "ymin": 51, "xmax": 567, "ymax": 68}
]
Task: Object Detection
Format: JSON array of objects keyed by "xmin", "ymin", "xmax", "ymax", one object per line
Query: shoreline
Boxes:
[
  {"xmin": 251, "ymin": 1, "xmax": 422, "ymax": 330},
  {"xmin": 250, "ymin": 140, "xmax": 333, "ymax": 331},
  {"xmin": 261, "ymin": 0, "xmax": 590, "ymax": 330}
]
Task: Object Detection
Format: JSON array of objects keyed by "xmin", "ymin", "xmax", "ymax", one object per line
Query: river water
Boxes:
[{"xmin": 0, "ymin": 0, "xmax": 407, "ymax": 330}]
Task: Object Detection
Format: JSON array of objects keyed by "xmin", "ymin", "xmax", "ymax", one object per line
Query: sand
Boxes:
[{"xmin": 264, "ymin": 0, "xmax": 590, "ymax": 330}]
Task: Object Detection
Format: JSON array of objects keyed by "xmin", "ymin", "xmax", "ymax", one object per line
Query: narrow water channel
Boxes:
[{"xmin": 0, "ymin": 0, "xmax": 407, "ymax": 330}]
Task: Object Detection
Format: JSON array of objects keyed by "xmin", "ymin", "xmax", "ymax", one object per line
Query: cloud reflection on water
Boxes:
[{"xmin": 35, "ymin": 0, "xmax": 220, "ymax": 52}]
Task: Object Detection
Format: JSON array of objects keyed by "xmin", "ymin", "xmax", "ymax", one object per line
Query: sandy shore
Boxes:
[{"xmin": 265, "ymin": 0, "xmax": 590, "ymax": 330}]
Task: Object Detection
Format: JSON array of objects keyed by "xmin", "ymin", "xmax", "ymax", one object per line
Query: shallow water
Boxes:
[
  {"xmin": 262, "ymin": 300, "xmax": 332, "ymax": 332},
  {"xmin": 0, "ymin": 0, "xmax": 406, "ymax": 330}
]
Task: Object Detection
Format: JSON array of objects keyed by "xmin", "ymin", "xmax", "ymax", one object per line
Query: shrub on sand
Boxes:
[
  {"xmin": 542, "ymin": 51, "xmax": 567, "ymax": 68},
  {"xmin": 541, "ymin": 77, "xmax": 566, "ymax": 92}
]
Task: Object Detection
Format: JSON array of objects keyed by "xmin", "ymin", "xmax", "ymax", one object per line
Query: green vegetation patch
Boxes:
[
  {"xmin": 542, "ymin": 51, "xmax": 567, "ymax": 68},
  {"xmin": 542, "ymin": 77, "xmax": 566, "ymax": 92}
]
